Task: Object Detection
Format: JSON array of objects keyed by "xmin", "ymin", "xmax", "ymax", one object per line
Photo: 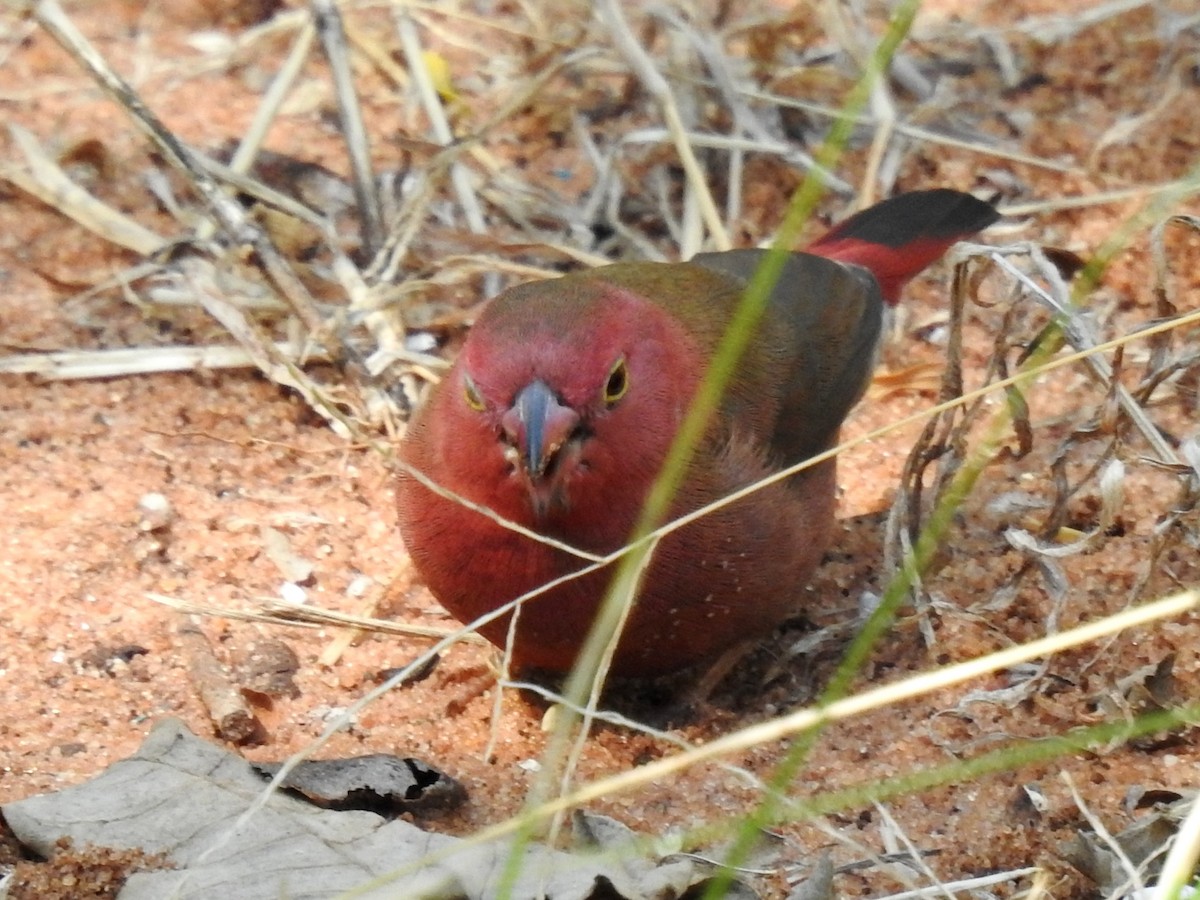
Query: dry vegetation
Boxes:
[{"xmin": 1, "ymin": 0, "xmax": 1199, "ymax": 897}]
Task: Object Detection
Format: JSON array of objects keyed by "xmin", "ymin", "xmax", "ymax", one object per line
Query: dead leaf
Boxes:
[
  {"xmin": 252, "ymin": 754, "xmax": 466, "ymax": 815},
  {"xmin": 3, "ymin": 719, "xmax": 739, "ymax": 899}
]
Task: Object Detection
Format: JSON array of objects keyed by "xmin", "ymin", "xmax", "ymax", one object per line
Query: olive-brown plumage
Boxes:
[{"xmin": 397, "ymin": 190, "xmax": 998, "ymax": 675}]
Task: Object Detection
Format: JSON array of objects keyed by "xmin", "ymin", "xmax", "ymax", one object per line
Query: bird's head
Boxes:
[{"xmin": 443, "ymin": 268, "xmax": 706, "ymax": 528}]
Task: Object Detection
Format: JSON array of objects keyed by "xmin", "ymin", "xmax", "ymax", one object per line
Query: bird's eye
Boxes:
[
  {"xmin": 603, "ymin": 357, "xmax": 629, "ymax": 406},
  {"xmin": 463, "ymin": 375, "xmax": 486, "ymax": 411}
]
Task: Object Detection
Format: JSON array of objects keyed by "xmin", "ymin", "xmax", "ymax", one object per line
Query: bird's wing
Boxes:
[{"xmin": 692, "ymin": 249, "xmax": 883, "ymax": 463}]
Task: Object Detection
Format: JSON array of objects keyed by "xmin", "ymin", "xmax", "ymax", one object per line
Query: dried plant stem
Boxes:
[
  {"xmin": 393, "ymin": 8, "xmax": 489, "ymax": 242},
  {"xmin": 178, "ymin": 619, "xmax": 258, "ymax": 744},
  {"xmin": 191, "ymin": 153, "xmax": 332, "ymax": 226},
  {"xmin": 1152, "ymin": 793, "xmax": 1200, "ymax": 900},
  {"xmin": 375, "ymin": 589, "xmax": 1198, "ymax": 886},
  {"xmin": 179, "ymin": 259, "xmax": 357, "ymax": 438},
  {"xmin": 146, "ymin": 591, "xmax": 483, "ymax": 643},
  {"xmin": 989, "ymin": 250, "xmax": 1180, "ymax": 465},
  {"xmin": 654, "ymin": 5, "xmax": 851, "ymax": 196},
  {"xmin": 0, "ymin": 343, "xmax": 323, "ymax": 380},
  {"xmin": 869, "ymin": 867, "xmax": 1043, "ymax": 899},
  {"xmin": 312, "ymin": 0, "xmax": 384, "ymax": 255},
  {"xmin": 858, "ymin": 83, "xmax": 896, "ymax": 205},
  {"xmin": 4, "ymin": 124, "xmax": 167, "ymax": 255},
  {"xmin": 225, "ymin": 19, "xmax": 317, "ymax": 177},
  {"xmin": 1062, "ymin": 771, "xmax": 1148, "ymax": 895},
  {"xmin": 33, "ymin": 0, "xmax": 329, "ymax": 341},
  {"xmin": 598, "ymin": 0, "xmax": 730, "ymax": 252}
]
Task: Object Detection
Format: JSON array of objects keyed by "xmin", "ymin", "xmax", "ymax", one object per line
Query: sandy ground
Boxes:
[{"xmin": 2, "ymin": 1, "xmax": 1199, "ymax": 896}]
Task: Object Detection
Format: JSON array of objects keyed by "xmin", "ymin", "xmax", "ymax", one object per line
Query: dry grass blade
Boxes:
[
  {"xmin": 223, "ymin": 21, "xmax": 317, "ymax": 178},
  {"xmin": 360, "ymin": 589, "xmax": 1199, "ymax": 887},
  {"xmin": 3, "ymin": 123, "xmax": 167, "ymax": 255},
  {"xmin": 1153, "ymin": 794, "xmax": 1200, "ymax": 900},
  {"xmin": 735, "ymin": 85, "xmax": 1086, "ymax": 177},
  {"xmin": 1001, "ymin": 181, "xmax": 1199, "ymax": 216},
  {"xmin": 988, "ymin": 248, "xmax": 1179, "ymax": 465},
  {"xmin": 178, "ymin": 258, "xmax": 358, "ymax": 438},
  {"xmin": 32, "ymin": 0, "xmax": 339, "ymax": 349},
  {"xmin": 1005, "ymin": 0, "xmax": 1158, "ymax": 42},
  {"xmin": 192, "ymin": 153, "xmax": 336, "ymax": 228},
  {"xmin": 598, "ymin": 0, "xmax": 729, "ymax": 253},
  {"xmin": 1063, "ymin": 771, "xmax": 1150, "ymax": 897},
  {"xmin": 650, "ymin": 6, "xmax": 851, "ymax": 198},
  {"xmin": 144, "ymin": 591, "xmax": 482, "ymax": 642},
  {"xmin": 0, "ymin": 343, "xmax": 322, "ymax": 380},
  {"xmin": 313, "ymin": 0, "xmax": 384, "ymax": 256},
  {"xmin": 870, "ymin": 802, "xmax": 948, "ymax": 896},
  {"xmin": 867, "ymin": 867, "xmax": 1043, "ymax": 899},
  {"xmin": 392, "ymin": 7, "xmax": 489, "ymax": 250}
]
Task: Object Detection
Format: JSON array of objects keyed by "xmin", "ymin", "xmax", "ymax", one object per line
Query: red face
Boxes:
[{"xmin": 430, "ymin": 276, "xmax": 703, "ymax": 541}]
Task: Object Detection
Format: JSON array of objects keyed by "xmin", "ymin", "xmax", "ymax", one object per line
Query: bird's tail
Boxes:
[{"xmin": 806, "ymin": 189, "xmax": 999, "ymax": 305}]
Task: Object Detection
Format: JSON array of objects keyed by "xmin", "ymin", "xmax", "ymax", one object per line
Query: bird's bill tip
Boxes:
[{"xmin": 501, "ymin": 380, "xmax": 580, "ymax": 480}]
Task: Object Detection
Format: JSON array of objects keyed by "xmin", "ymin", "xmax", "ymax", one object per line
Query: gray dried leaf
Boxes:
[
  {"xmin": 2, "ymin": 719, "xmax": 736, "ymax": 899},
  {"xmin": 787, "ymin": 852, "xmax": 835, "ymax": 900},
  {"xmin": 1093, "ymin": 656, "xmax": 1177, "ymax": 719},
  {"xmin": 1009, "ymin": 783, "xmax": 1049, "ymax": 827},
  {"xmin": 1063, "ymin": 807, "xmax": 1183, "ymax": 894},
  {"xmin": 570, "ymin": 810, "xmax": 765, "ymax": 898},
  {"xmin": 253, "ymin": 754, "xmax": 466, "ymax": 815},
  {"xmin": 572, "ymin": 809, "xmax": 638, "ymax": 851}
]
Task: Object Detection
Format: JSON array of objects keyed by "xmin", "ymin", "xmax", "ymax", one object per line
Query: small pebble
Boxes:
[
  {"xmin": 280, "ymin": 582, "xmax": 308, "ymax": 605},
  {"xmin": 137, "ymin": 493, "xmax": 174, "ymax": 532}
]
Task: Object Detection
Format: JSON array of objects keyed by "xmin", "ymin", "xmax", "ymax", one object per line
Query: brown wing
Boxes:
[{"xmin": 691, "ymin": 249, "xmax": 882, "ymax": 463}]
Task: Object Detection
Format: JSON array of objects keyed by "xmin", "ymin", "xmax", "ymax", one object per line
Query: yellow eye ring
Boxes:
[
  {"xmin": 603, "ymin": 357, "xmax": 629, "ymax": 406},
  {"xmin": 463, "ymin": 375, "xmax": 485, "ymax": 411}
]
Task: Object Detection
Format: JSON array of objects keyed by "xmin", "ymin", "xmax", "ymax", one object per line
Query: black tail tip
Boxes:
[{"xmin": 821, "ymin": 189, "xmax": 1000, "ymax": 248}]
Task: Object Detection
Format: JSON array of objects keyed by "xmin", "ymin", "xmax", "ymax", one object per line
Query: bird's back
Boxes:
[{"xmin": 690, "ymin": 250, "xmax": 883, "ymax": 463}]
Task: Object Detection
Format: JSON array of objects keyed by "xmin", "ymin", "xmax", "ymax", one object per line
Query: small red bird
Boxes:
[{"xmin": 397, "ymin": 190, "xmax": 998, "ymax": 676}]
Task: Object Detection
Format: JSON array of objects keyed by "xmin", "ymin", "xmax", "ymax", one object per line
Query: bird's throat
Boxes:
[
  {"xmin": 518, "ymin": 435, "xmax": 584, "ymax": 523},
  {"xmin": 526, "ymin": 480, "xmax": 567, "ymax": 522}
]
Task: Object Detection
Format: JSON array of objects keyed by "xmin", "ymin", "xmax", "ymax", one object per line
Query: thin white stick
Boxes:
[
  {"xmin": 598, "ymin": 0, "xmax": 730, "ymax": 250},
  {"xmin": 1152, "ymin": 795, "xmax": 1200, "ymax": 900}
]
